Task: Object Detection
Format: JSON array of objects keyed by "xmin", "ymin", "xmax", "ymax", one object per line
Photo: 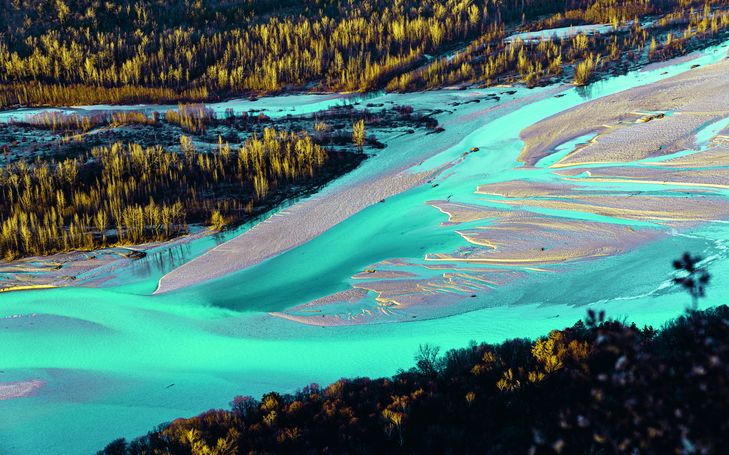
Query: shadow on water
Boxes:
[
  {"xmin": 575, "ymin": 84, "xmax": 595, "ymax": 100},
  {"xmin": 182, "ymin": 185, "xmax": 466, "ymax": 312},
  {"xmin": 169, "ymin": 39, "xmax": 729, "ymax": 313}
]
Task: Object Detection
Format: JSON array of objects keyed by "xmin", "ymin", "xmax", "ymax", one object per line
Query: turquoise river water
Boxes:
[{"xmin": 2, "ymin": 42, "xmax": 729, "ymax": 454}]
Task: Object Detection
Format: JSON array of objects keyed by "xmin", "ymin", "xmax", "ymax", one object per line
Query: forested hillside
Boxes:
[
  {"xmin": 2, "ymin": 0, "xmax": 729, "ymax": 107},
  {"xmin": 100, "ymin": 305, "xmax": 729, "ymax": 454},
  {"xmin": 0, "ymin": 99, "xmax": 442, "ymax": 260},
  {"xmin": 0, "ymin": 130, "xmax": 328, "ymax": 259}
]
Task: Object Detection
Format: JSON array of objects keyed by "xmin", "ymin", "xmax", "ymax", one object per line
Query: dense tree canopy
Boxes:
[
  {"xmin": 0, "ymin": 123, "xmax": 337, "ymax": 260},
  {"xmin": 100, "ymin": 305, "xmax": 729, "ymax": 454},
  {"xmin": 2, "ymin": 0, "xmax": 727, "ymax": 106}
]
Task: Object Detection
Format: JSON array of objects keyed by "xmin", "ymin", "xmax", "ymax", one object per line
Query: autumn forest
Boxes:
[
  {"xmin": 3, "ymin": 1, "xmax": 729, "ymax": 454},
  {"xmin": 2, "ymin": 0, "xmax": 729, "ymax": 257},
  {"xmin": 2, "ymin": 0, "xmax": 729, "ymax": 108},
  {"xmin": 101, "ymin": 306, "xmax": 729, "ymax": 455}
]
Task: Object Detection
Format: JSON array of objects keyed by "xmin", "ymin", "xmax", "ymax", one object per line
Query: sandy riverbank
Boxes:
[
  {"xmin": 0, "ymin": 229, "xmax": 213, "ymax": 292},
  {"xmin": 0, "ymin": 379, "xmax": 44, "ymax": 400},
  {"xmin": 519, "ymin": 59, "xmax": 729, "ymax": 166},
  {"xmin": 272, "ymin": 53, "xmax": 729, "ymax": 326},
  {"xmin": 155, "ymin": 86, "xmax": 566, "ymax": 294}
]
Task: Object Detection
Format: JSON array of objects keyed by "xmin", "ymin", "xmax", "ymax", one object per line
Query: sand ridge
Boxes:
[
  {"xmin": 519, "ymin": 59, "xmax": 729, "ymax": 166},
  {"xmin": 155, "ymin": 86, "xmax": 566, "ymax": 294},
  {"xmin": 274, "ymin": 56, "xmax": 729, "ymax": 326}
]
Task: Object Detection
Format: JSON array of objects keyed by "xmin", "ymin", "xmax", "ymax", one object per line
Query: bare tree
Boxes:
[{"xmin": 414, "ymin": 343, "xmax": 440, "ymax": 376}]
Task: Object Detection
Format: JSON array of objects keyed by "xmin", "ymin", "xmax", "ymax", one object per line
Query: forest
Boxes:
[
  {"xmin": 0, "ymin": 128, "xmax": 334, "ymax": 260},
  {"xmin": 1, "ymin": 0, "xmax": 729, "ymax": 107},
  {"xmin": 99, "ymin": 302, "xmax": 729, "ymax": 454},
  {"xmin": 391, "ymin": 0, "xmax": 729, "ymax": 89},
  {"xmin": 0, "ymin": 100, "xmax": 443, "ymax": 260}
]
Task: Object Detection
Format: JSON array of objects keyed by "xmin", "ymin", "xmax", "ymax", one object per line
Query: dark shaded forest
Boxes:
[{"xmin": 99, "ymin": 304, "xmax": 729, "ymax": 454}]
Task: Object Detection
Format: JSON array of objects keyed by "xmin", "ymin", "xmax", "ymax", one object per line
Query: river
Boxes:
[{"xmin": 1, "ymin": 42, "xmax": 729, "ymax": 454}]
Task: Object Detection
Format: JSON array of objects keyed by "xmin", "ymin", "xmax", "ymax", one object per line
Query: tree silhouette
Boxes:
[
  {"xmin": 673, "ymin": 252, "xmax": 711, "ymax": 310},
  {"xmin": 414, "ymin": 343, "xmax": 440, "ymax": 377}
]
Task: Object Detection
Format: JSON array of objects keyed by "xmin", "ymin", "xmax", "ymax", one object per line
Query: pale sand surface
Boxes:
[
  {"xmin": 273, "ymin": 58, "xmax": 729, "ymax": 326},
  {"xmin": 492, "ymin": 193, "xmax": 729, "ymax": 223},
  {"xmin": 0, "ymin": 229, "xmax": 211, "ymax": 292},
  {"xmin": 557, "ymin": 166, "xmax": 729, "ymax": 189},
  {"xmin": 0, "ymin": 380, "xmax": 44, "ymax": 401},
  {"xmin": 352, "ymin": 269, "xmax": 418, "ymax": 279},
  {"xmin": 274, "ymin": 266, "xmax": 526, "ymax": 326},
  {"xmin": 519, "ymin": 60, "xmax": 729, "ymax": 166},
  {"xmin": 476, "ymin": 180, "xmax": 581, "ymax": 198},
  {"xmin": 426, "ymin": 212, "xmax": 663, "ymax": 265},
  {"xmin": 0, "ymin": 250, "xmax": 131, "ymax": 292},
  {"xmin": 156, "ymin": 87, "xmax": 565, "ymax": 294},
  {"xmin": 427, "ymin": 201, "xmax": 503, "ymax": 223},
  {"xmin": 551, "ymin": 113, "xmax": 719, "ymax": 167},
  {"xmin": 654, "ymin": 144, "xmax": 729, "ymax": 167}
]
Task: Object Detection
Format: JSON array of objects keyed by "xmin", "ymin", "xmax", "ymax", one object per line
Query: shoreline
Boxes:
[
  {"xmin": 0, "ymin": 229, "xmax": 213, "ymax": 293},
  {"xmin": 267, "ymin": 50, "xmax": 729, "ymax": 326},
  {"xmin": 3, "ymin": 40, "xmax": 729, "ymax": 455},
  {"xmin": 154, "ymin": 85, "xmax": 567, "ymax": 294}
]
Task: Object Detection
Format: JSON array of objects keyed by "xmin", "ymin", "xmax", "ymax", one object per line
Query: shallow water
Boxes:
[
  {"xmin": 0, "ymin": 93, "xmax": 358, "ymax": 123},
  {"xmin": 505, "ymin": 23, "xmax": 615, "ymax": 43},
  {"xmin": 1, "ymin": 42, "xmax": 729, "ymax": 454}
]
